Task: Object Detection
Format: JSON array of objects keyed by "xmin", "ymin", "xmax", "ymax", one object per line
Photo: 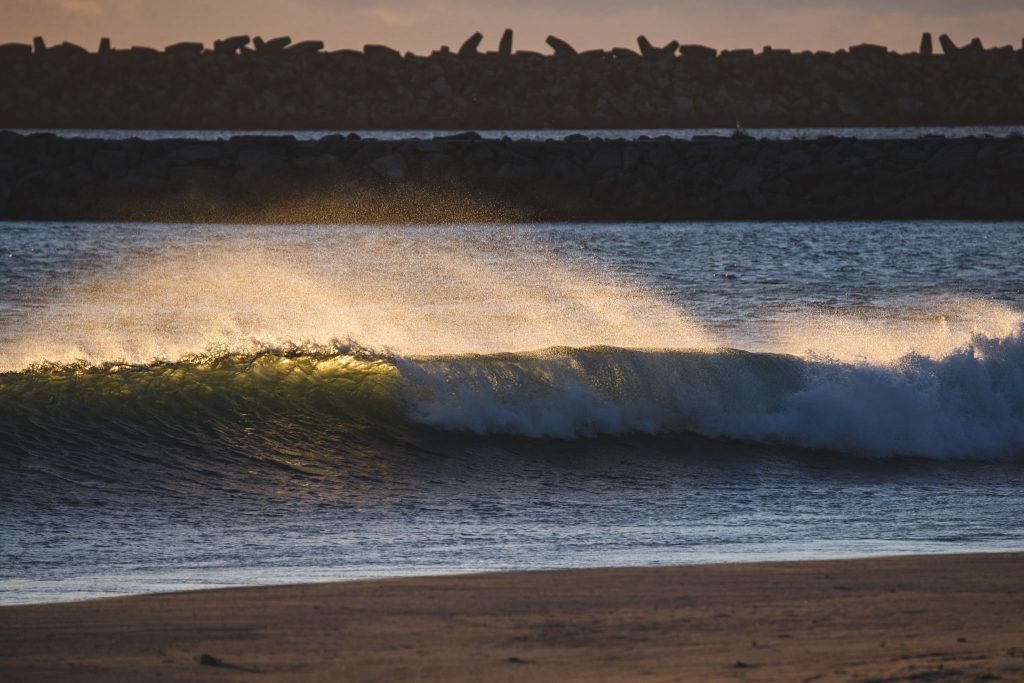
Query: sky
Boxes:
[{"xmin": 3, "ymin": 0, "xmax": 1023, "ymax": 55}]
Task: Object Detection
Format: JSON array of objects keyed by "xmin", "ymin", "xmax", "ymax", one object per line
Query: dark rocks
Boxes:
[
  {"xmin": 1, "ymin": 36, "xmax": 1022, "ymax": 128},
  {"xmin": 0, "ymin": 43, "xmax": 31, "ymax": 61},
  {"xmin": 165, "ymin": 42, "xmax": 204, "ymax": 55},
  {"xmin": 363, "ymin": 44, "xmax": 401, "ymax": 60},
  {"xmin": 849, "ymin": 43, "xmax": 887, "ymax": 58},
  {"xmin": 213, "ymin": 35, "xmax": 250, "ymax": 55},
  {"xmin": 99, "ymin": 37, "xmax": 111, "ymax": 54},
  {"xmin": 46, "ymin": 42, "xmax": 88, "ymax": 58},
  {"xmin": 2, "ymin": 132, "xmax": 1023, "ymax": 222},
  {"xmin": 920, "ymin": 33, "xmax": 933, "ymax": 56},
  {"xmin": 679, "ymin": 44, "xmax": 717, "ymax": 59},
  {"xmin": 458, "ymin": 32, "xmax": 483, "ymax": 57},
  {"xmin": 498, "ymin": 29, "xmax": 513, "ymax": 57},
  {"xmin": 636, "ymin": 37, "xmax": 678, "ymax": 58},
  {"xmin": 287, "ymin": 40, "xmax": 324, "ymax": 54},
  {"xmin": 32, "ymin": 37, "xmax": 45, "ymax": 54},
  {"xmin": 939, "ymin": 34, "xmax": 959, "ymax": 55},
  {"xmin": 636, "ymin": 36, "xmax": 657, "ymax": 58},
  {"xmin": 257, "ymin": 36, "xmax": 291, "ymax": 53},
  {"xmin": 546, "ymin": 35, "xmax": 577, "ymax": 57}
]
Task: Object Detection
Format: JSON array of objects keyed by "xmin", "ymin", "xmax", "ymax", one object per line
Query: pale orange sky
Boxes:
[{"xmin": 3, "ymin": 0, "xmax": 1022, "ymax": 55}]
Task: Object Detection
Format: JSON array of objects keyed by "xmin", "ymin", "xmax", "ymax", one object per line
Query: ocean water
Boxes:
[
  {"xmin": 9, "ymin": 125, "xmax": 1024, "ymax": 142},
  {"xmin": 1, "ymin": 220, "xmax": 1023, "ymax": 604}
]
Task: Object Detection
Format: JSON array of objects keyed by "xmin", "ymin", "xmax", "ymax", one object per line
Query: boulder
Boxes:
[
  {"xmin": 32, "ymin": 37, "xmax": 45, "ymax": 54},
  {"xmin": 98, "ymin": 37, "xmax": 111, "ymax": 54},
  {"xmin": 0, "ymin": 43, "xmax": 31, "ymax": 62},
  {"xmin": 458, "ymin": 32, "xmax": 483, "ymax": 57},
  {"xmin": 255, "ymin": 36, "xmax": 291, "ymax": 53},
  {"xmin": 546, "ymin": 35, "xmax": 577, "ymax": 57},
  {"xmin": 849, "ymin": 43, "xmax": 887, "ymax": 58},
  {"xmin": 498, "ymin": 29, "xmax": 513, "ymax": 57},
  {"xmin": 966, "ymin": 38, "xmax": 984, "ymax": 52},
  {"xmin": 637, "ymin": 35, "xmax": 656, "ymax": 57},
  {"xmin": 363, "ymin": 44, "xmax": 401, "ymax": 60},
  {"xmin": 611, "ymin": 47, "xmax": 640, "ymax": 59},
  {"xmin": 213, "ymin": 35, "xmax": 250, "ymax": 55},
  {"xmin": 48, "ymin": 42, "xmax": 88, "ymax": 58},
  {"xmin": 919, "ymin": 33, "xmax": 933, "ymax": 56},
  {"xmin": 939, "ymin": 34, "xmax": 959, "ymax": 54},
  {"xmin": 638, "ymin": 37, "xmax": 678, "ymax": 58},
  {"xmin": 679, "ymin": 44, "xmax": 717, "ymax": 59},
  {"xmin": 165, "ymin": 42, "xmax": 204, "ymax": 55},
  {"xmin": 287, "ymin": 40, "xmax": 324, "ymax": 54}
]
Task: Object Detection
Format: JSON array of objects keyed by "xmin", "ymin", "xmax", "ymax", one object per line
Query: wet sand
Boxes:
[{"xmin": 1, "ymin": 553, "xmax": 1022, "ymax": 682}]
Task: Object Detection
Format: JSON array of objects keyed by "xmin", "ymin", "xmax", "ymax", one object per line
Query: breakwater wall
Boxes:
[
  {"xmin": 2, "ymin": 33, "xmax": 1024, "ymax": 129},
  {"xmin": 2, "ymin": 131, "xmax": 1022, "ymax": 222}
]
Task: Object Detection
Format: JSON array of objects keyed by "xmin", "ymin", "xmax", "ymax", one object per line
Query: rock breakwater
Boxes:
[
  {"xmin": 1, "ymin": 131, "xmax": 1022, "ymax": 222},
  {"xmin": 1, "ymin": 32, "xmax": 1023, "ymax": 129}
]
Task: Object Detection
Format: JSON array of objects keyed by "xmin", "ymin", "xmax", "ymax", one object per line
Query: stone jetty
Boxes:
[
  {"xmin": 0, "ymin": 32, "xmax": 1022, "ymax": 129},
  {"xmin": 1, "ymin": 131, "xmax": 1021, "ymax": 222}
]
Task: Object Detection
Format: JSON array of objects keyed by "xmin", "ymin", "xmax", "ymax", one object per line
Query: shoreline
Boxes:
[{"xmin": 2, "ymin": 552, "xmax": 1022, "ymax": 681}]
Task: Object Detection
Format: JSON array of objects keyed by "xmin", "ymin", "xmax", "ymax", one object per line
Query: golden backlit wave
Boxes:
[{"xmin": 1, "ymin": 227, "xmax": 715, "ymax": 370}]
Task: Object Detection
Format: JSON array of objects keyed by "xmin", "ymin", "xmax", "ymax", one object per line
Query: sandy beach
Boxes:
[{"xmin": 1, "ymin": 552, "xmax": 1022, "ymax": 682}]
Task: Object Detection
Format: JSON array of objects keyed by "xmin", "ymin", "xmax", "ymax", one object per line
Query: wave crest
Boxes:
[{"xmin": 3, "ymin": 329, "xmax": 1024, "ymax": 460}]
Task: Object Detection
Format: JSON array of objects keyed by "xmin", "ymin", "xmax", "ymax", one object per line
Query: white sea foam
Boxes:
[{"xmin": 399, "ymin": 329, "xmax": 1024, "ymax": 459}]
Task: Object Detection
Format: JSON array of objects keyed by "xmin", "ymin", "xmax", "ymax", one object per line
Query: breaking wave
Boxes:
[{"xmin": 3, "ymin": 330, "xmax": 1023, "ymax": 461}]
